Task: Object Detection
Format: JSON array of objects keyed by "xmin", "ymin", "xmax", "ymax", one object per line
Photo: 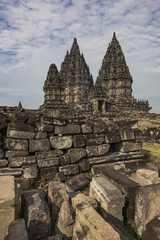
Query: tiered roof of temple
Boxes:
[{"xmin": 41, "ymin": 33, "xmax": 151, "ymax": 114}]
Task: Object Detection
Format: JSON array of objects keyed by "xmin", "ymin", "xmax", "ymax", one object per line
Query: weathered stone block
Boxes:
[
  {"xmin": 145, "ymin": 217, "xmax": 160, "ymax": 240},
  {"xmin": 50, "ymin": 136, "xmax": 72, "ymax": 149},
  {"xmin": 22, "ymin": 165, "xmax": 38, "ymax": 179},
  {"xmin": 42, "ymin": 116, "xmax": 66, "ymax": 126},
  {"xmin": 59, "ymin": 154, "xmax": 71, "ymax": 166},
  {"xmin": 54, "ymin": 124, "xmax": 81, "ymax": 135},
  {"xmin": 29, "ymin": 139, "xmax": 50, "ymax": 152},
  {"xmin": 65, "ymin": 173, "xmax": 92, "ymax": 192},
  {"xmin": 86, "ymin": 145, "xmax": 98, "ymax": 157},
  {"xmin": 7, "ymin": 219, "xmax": 28, "ymax": 240},
  {"xmin": 22, "ymin": 189, "xmax": 51, "ymax": 240},
  {"xmin": 7, "ymin": 122, "xmax": 34, "ymax": 132},
  {"xmin": 35, "ymin": 150, "xmax": 63, "ymax": 159},
  {"xmin": 0, "ymin": 168, "xmax": 22, "ymax": 176},
  {"xmin": 73, "ymin": 135, "xmax": 85, "ymax": 147},
  {"xmin": 71, "ymin": 192, "xmax": 98, "ymax": 210},
  {"xmin": 0, "ymin": 159, "xmax": 8, "ymax": 167},
  {"xmin": 84, "ymin": 133, "xmax": 105, "ymax": 146},
  {"xmin": 90, "ymin": 176, "xmax": 125, "ymax": 221},
  {"xmin": 120, "ymin": 141, "xmax": 142, "ymax": 153},
  {"xmin": 136, "ymin": 168, "xmax": 160, "ymax": 184},
  {"xmin": 4, "ymin": 138, "xmax": 28, "ymax": 151},
  {"xmin": 35, "ymin": 131, "xmax": 47, "ymax": 139},
  {"xmin": 105, "ymin": 130, "xmax": 121, "ymax": 143},
  {"xmin": 81, "ymin": 123, "xmax": 92, "ymax": 133},
  {"xmin": 40, "ymin": 166, "xmax": 58, "ymax": 181},
  {"xmin": 119, "ymin": 127, "xmax": 135, "ymax": 140},
  {"xmin": 79, "ymin": 158, "xmax": 90, "ymax": 172},
  {"xmin": 68, "ymin": 148, "xmax": 86, "ymax": 163},
  {"xmin": 37, "ymin": 157, "xmax": 59, "ymax": 168},
  {"xmin": 9, "ymin": 156, "xmax": 36, "ymax": 167},
  {"xmin": 59, "ymin": 164, "xmax": 79, "ymax": 176},
  {"xmin": 93, "ymin": 123, "xmax": 108, "ymax": 133},
  {"xmin": 7, "ymin": 129, "xmax": 35, "ymax": 139},
  {"xmin": 0, "ymin": 149, "xmax": 4, "ymax": 158},
  {"xmin": 98, "ymin": 143, "xmax": 110, "ymax": 155},
  {"xmin": 5, "ymin": 150, "xmax": 29, "ymax": 158},
  {"xmin": 135, "ymin": 184, "xmax": 160, "ymax": 237},
  {"xmin": 0, "ymin": 176, "xmax": 15, "ymax": 240},
  {"xmin": 36, "ymin": 122, "xmax": 53, "ymax": 132}
]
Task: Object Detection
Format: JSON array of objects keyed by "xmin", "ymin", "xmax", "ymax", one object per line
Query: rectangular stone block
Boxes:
[
  {"xmin": 89, "ymin": 176, "xmax": 125, "ymax": 221},
  {"xmin": 84, "ymin": 133, "xmax": 105, "ymax": 146},
  {"xmin": 7, "ymin": 129, "xmax": 35, "ymax": 139},
  {"xmin": 50, "ymin": 136, "xmax": 72, "ymax": 149},
  {"xmin": 0, "ymin": 176, "xmax": 15, "ymax": 240},
  {"xmin": 59, "ymin": 154, "xmax": 71, "ymax": 166},
  {"xmin": 22, "ymin": 165, "xmax": 38, "ymax": 179},
  {"xmin": 37, "ymin": 157, "xmax": 59, "ymax": 168},
  {"xmin": 105, "ymin": 130, "xmax": 121, "ymax": 143},
  {"xmin": 4, "ymin": 138, "xmax": 28, "ymax": 151},
  {"xmin": 119, "ymin": 127, "xmax": 135, "ymax": 141},
  {"xmin": 35, "ymin": 131, "xmax": 47, "ymax": 139},
  {"xmin": 35, "ymin": 122, "xmax": 53, "ymax": 132},
  {"xmin": 59, "ymin": 164, "xmax": 79, "ymax": 176},
  {"xmin": 73, "ymin": 135, "xmax": 85, "ymax": 147},
  {"xmin": 86, "ymin": 145, "xmax": 99, "ymax": 157},
  {"xmin": 29, "ymin": 139, "xmax": 50, "ymax": 152},
  {"xmin": 135, "ymin": 184, "xmax": 160, "ymax": 237},
  {"xmin": 120, "ymin": 141, "xmax": 142, "ymax": 153},
  {"xmin": 54, "ymin": 124, "xmax": 81, "ymax": 135},
  {"xmin": 40, "ymin": 166, "xmax": 58, "ymax": 181},
  {"xmin": 35, "ymin": 150, "xmax": 63, "ymax": 159},
  {"xmin": 93, "ymin": 123, "xmax": 108, "ymax": 133},
  {"xmin": 9, "ymin": 156, "xmax": 36, "ymax": 167},
  {"xmin": 81, "ymin": 123, "xmax": 92, "ymax": 133},
  {"xmin": 79, "ymin": 158, "xmax": 90, "ymax": 172},
  {"xmin": 42, "ymin": 117, "xmax": 66, "ymax": 125},
  {"xmin": 68, "ymin": 148, "xmax": 86, "ymax": 163},
  {"xmin": 5, "ymin": 150, "xmax": 29, "ymax": 158},
  {"xmin": 0, "ymin": 159, "xmax": 8, "ymax": 167},
  {"xmin": 7, "ymin": 123, "xmax": 35, "ymax": 132},
  {"xmin": 0, "ymin": 168, "xmax": 22, "ymax": 176},
  {"xmin": 98, "ymin": 144, "xmax": 110, "ymax": 155}
]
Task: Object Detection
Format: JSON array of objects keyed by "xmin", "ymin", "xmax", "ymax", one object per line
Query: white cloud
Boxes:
[{"xmin": 0, "ymin": 0, "xmax": 160, "ymax": 112}]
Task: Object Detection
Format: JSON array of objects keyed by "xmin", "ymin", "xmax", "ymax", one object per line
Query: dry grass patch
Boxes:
[{"xmin": 142, "ymin": 142, "xmax": 160, "ymax": 164}]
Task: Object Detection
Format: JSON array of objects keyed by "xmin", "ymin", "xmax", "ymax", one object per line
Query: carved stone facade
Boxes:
[{"xmin": 41, "ymin": 33, "xmax": 151, "ymax": 114}]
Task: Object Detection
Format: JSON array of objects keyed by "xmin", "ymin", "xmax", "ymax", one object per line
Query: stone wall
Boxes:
[{"xmin": 0, "ymin": 117, "xmax": 143, "ymax": 181}]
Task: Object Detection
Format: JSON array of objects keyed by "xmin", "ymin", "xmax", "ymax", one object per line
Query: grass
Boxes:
[
  {"xmin": 142, "ymin": 142, "xmax": 160, "ymax": 164},
  {"xmin": 138, "ymin": 119, "xmax": 160, "ymax": 131}
]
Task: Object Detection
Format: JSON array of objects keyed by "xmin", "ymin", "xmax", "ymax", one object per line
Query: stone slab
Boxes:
[
  {"xmin": 35, "ymin": 150, "xmax": 63, "ymax": 159},
  {"xmin": 5, "ymin": 150, "xmax": 29, "ymax": 158},
  {"xmin": 84, "ymin": 133, "xmax": 105, "ymax": 146},
  {"xmin": 120, "ymin": 141, "xmax": 142, "ymax": 153},
  {"xmin": 59, "ymin": 164, "xmax": 79, "ymax": 176},
  {"xmin": 37, "ymin": 157, "xmax": 59, "ymax": 168},
  {"xmin": 9, "ymin": 156, "xmax": 36, "ymax": 167},
  {"xmin": 7, "ymin": 129, "xmax": 35, "ymax": 139},
  {"xmin": 54, "ymin": 124, "xmax": 81, "ymax": 135},
  {"xmin": 65, "ymin": 173, "xmax": 92, "ymax": 192},
  {"xmin": 0, "ymin": 176, "xmax": 15, "ymax": 240},
  {"xmin": 50, "ymin": 136, "xmax": 72, "ymax": 149}
]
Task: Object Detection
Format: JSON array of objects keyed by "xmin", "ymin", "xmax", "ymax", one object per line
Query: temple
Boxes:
[{"xmin": 41, "ymin": 33, "xmax": 151, "ymax": 115}]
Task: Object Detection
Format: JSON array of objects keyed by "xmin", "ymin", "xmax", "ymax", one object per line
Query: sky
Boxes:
[{"xmin": 0, "ymin": 0, "xmax": 160, "ymax": 113}]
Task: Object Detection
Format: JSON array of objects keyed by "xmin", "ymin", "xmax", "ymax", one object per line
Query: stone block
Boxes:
[
  {"xmin": 65, "ymin": 173, "xmax": 92, "ymax": 192},
  {"xmin": 7, "ymin": 129, "xmax": 35, "ymax": 139},
  {"xmin": 9, "ymin": 156, "xmax": 36, "ymax": 167},
  {"xmin": 102, "ymin": 166, "xmax": 140, "ymax": 220},
  {"xmin": 119, "ymin": 127, "xmax": 135, "ymax": 140},
  {"xmin": 7, "ymin": 122, "xmax": 34, "ymax": 132},
  {"xmin": 89, "ymin": 176, "xmax": 125, "ymax": 221},
  {"xmin": 0, "ymin": 176, "xmax": 15, "ymax": 240},
  {"xmin": 79, "ymin": 158, "xmax": 90, "ymax": 172},
  {"xmin": 73, "ymin": 135, "xmax": 85, "ymax": 147},
  {"xmin": 71, "ymin": 192, "xmax": 98, "ymax": 210},
  {"xmin": 35, "ymin": 131, "xmax": 47, "ymax": 139},
  {"xmin": 35, "ymin": 122, "xmax": 53, "ymax": 132},
  {"xmin": 137, "ymin": 168, "xmax": 160, "ymax": 184},
  {"xmin": 50, "ymin": 136, "xmax": 72, "ymax": 149},
  {"xmin": 86, "ymin": 145, "xmax": 99, "ymax": 157},
  {"xmin": 54, "ymin": 172, "xmax": 67, "ymax": 182},
  {"xmin": 22, "ymin": 165, "xmax": 38, "ymax": 179},
  {"xmin": 29, "ymin": 139, "xmax": 50, "ymax": 152},
  {"xmin": 37, "ymin": 157, "xmax": 59, "ymax": 168},
  {"xmin": 0, "ymin": 149, "xmax": 4, "ymax": 158},
  {"xmin": 145, "ymin": 217, "xmax": 160, "ymax": 240},
  {"xmin": 4, "ymin": 138, "xmax": 28, "ymax": 151},
  {"xmin": 5, "ymin": 150, "xmax": 29, "ymax": 158},
  {"xmin": 81, "ymin": 123, "xmax": 92, "ymax": 133},
  {"xmin": 68, "ymin": 148, "xmax": 86, "ymax": 163},
  {"xmin": 42, "ymin": 116, "xmax": 66, "ymax": 125},
  {"xmin": 40, "ymin": 166, "xmax": 58, "ymax": 181},
  {"xmin": 59, "ymin": 164, "xmax": 79, "ymax": 176},
  {"xmin": 135, "ymin": 184, "xmax": 160, "ymax": 237},
  {"xmin": 98, "ymin": 143, "xmax": 110, "ymax": 155},
  {"xmin": 56, "ymin": 200, "xmax": 74, "ymax": 238},
  {"xmin": 0, "ymin": 168, "xmax": 22, "ymax": 176},
  {"xmin": 0, "ymin": 159, "xmax": 8, "ymax": 167},
  {"xmin": 105, "ymin": 130, "xmax": 121, "ymax": 143},
  {"xmin": 22, "ymin": 189, "xmax": 51, "ymax": 240},
  {"xmin": 35, "ymin": 150, "xmax": 63, "ymax": 159},
  {"xmin": 129, "ymin": 174, "xmax": 152, "ymax": 186},
  {"xmin": 93, "ymin": 123, "xmax": 108, "ymax": 133},
  {"xmin": 120, "ymin": 141, "xmax": 142, "ymax": 153},
  {"xmin": 59, "ymin": 154, "xmax": 71, "ymax": 166},
  {"xmin": 84, "ymin": 133, "xmax": 105, "ymax": 146},
  {"xmin": 7, "ymin": 219, "xmax": 28, "ymax": 240},
  {"xmin": 54, "ymin": 124, "xmax": 81, "ymax": 135}
]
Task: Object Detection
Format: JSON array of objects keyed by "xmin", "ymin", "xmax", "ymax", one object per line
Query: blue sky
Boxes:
[{"xmin": 0, "ymin": 0, "xmax": 160, "ymax": 113}]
